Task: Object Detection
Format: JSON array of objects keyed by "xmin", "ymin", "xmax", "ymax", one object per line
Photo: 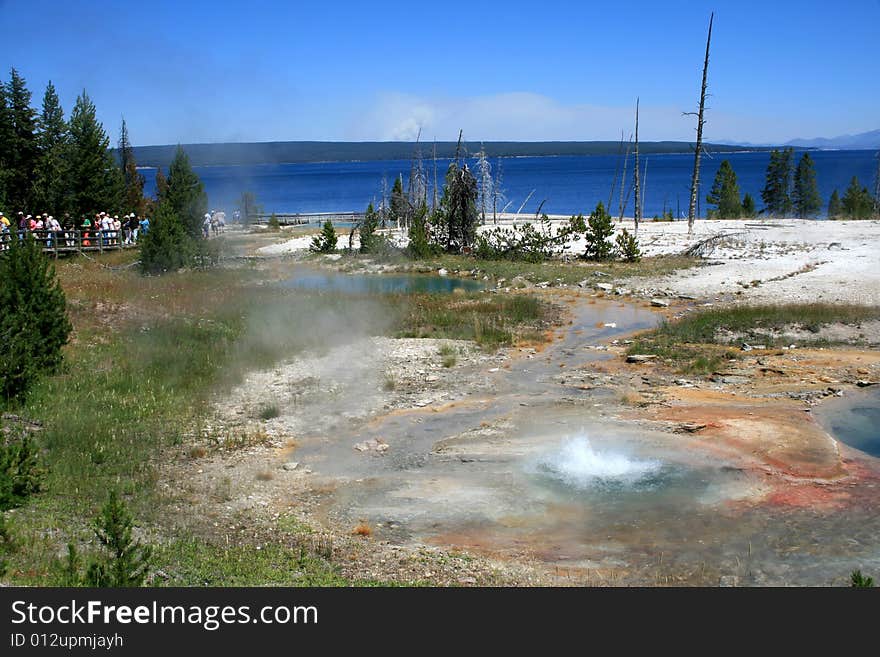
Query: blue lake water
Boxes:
[{"xmin": 142, "ymin": 149, "xmax": 877, "ymax": 219}]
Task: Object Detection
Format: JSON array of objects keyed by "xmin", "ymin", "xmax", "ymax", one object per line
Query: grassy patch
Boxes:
[
  {"xmin": 395, "ymin": 292, "xmax": 550, "ymax": 349},
  {"xmin": 409, "ymin": 254, "xmax": 698, "ymax": 286},
  {"xmin": 258, "ymin": 404, "xmax": 280, "ymax": 420},
  {"xmin": 154, "ymin": 539, "xmax": 352, "ymax": 586},
  {"xmin": 439, "ymin": 344, "xmax": 458, "ymax": 368},
  {"xmin": 628, "ymin": 303, "xmax": 880, "ymax": 374}
]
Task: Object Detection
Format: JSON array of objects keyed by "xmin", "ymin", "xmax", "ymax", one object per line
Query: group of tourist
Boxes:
[
  {"xmin": 202, "ymin": 209, "xmax": 227, "ymax": 238},
  {"xmin": 0, "ymin": 210, "xmax": 151, "ymax": 251}
]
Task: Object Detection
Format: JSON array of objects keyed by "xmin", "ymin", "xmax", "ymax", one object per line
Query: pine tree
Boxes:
[
  {"xmin": 309, "ymin": 219, "xmax": 337, "ymax": 253},
  {"xmin": 827, "ymin": 189, "xmax": 843, "ymax": 218},
  {"xmin": 760, "ymin": 148, "xmax": 794, "ymax": 217},
  {"xmin": 155, "ymin": 169, "xmax": 169, "ymax": 202},
  {"xmin": 742, "ymin": 193, "xmax": 756, "ymax": 218},
  {"xmin": 389, "ymin": 175, "xmax": 408, "ymax": 229},
  {"xmin": 139, "ymin": 201, "xmax": 193, "ymax": 274},
  {"xmin": 841, "ymin": 176, "xmax": 874, "ymax": 219},
  {"xmin": 406, "ymin": 202, "xmax": 435, "ymax": 258},
  {"xmin": 85, "ymin": 491, "xmax": 152, "ymax": 587},
  {"xmin": 164, "ymin": 146, "xmax": 207, "ymax": 239},
  {"xmin": 615, "ymin": 227, "xmax": 641, "ymax": 262},
  {"xmin": 118, "ymin": 119, "xmax": 145, "ymax": 217},
  {"xmin": 792, "ymin": 152, "xmax": 821, "ymax": 218},
  {"xmin": 33, "ymin": 81, "xmax": 70, "ymax": 215},
  {"xmin": 0, "ymin": 234, "xmax": 72, "ymax": 401},
  {"xmin": 359, "ymin": 202, "xmax": 380, "ymax": 254},
  {"xmin": 439, "ymin": 161, "xmax": 478, "ymax": 252},
  {"xmin": 0, "ymin": 81, "xmax": 13, "ymax": 208},
  {"xmin": 68, "ymin": 91, "xmax": 122, "ymax": 216},
  {"xmin": 583, "ymin": 201, "xmax": 615, "ymax": 260},
  {"xmin": 706, "ymin": 160, "xmax": 742, "ymax": 218},
  {"xmin": 3, "ymin": 68, "xmax": 39, "ymax": 211}
]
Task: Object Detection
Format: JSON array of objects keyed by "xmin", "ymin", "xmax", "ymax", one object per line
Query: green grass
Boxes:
[
  {"xmin": 258, "ymin": 403, "xmax": 280, "ymax": 420},
  {"xmin": 155, "ymin": 539, "xmax": 352, "ymax": 586},
  {"xmin": 409, "ymin": 253, "xmax": 698, "ymax": 286},
  {"xmin": 439, "ymin": 344, "xmax": 458, "ymax": 368},
  {"xmin": 395, "ymin": 292, "xmax": 550, "ymax": 349},
  {"xmin": 628, "ymin": 303, "xmax": 880, "ymax": 374}
]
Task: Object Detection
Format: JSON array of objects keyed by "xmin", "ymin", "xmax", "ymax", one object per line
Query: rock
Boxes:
[
  {"xmin": 596, "ymin": 283, "xmax": 614, "ymax": 292},
  {"xmin": 650, "ymin": 298, "xmax": 669, "ymax": 307},
  {"xmin": 437, "ymin": 268, "xmax": 448, "ymax": 276},
  {"xmin": 593, "ymin": 271, "xmax": 611, "ymax": 278},
  {"xmin": 354, "ymin": 438, "xmax": 389, "ymax": 454},
  {"xmin": 536, "ymin": 281, "xmax": 550, "ymax": 288},
  {"xmin": 577, "ymin": 279, "xmax": 590, "ymax": 288},
  {"xmin": 626, "ymin": 354, "xmax": 659, "ymax": 364},
  {"xmin": 488, "ymin": 367, "xmax": 500, "ymax": 373},
  {"xmin": 674, "ymin": 422, "xmax": 707, "ymax": 434},
  {"xmin": 614, "ymin": 288, "xmax": 631, "ymax": 296},
  {"xmin": 856, "ymin": 380, "xmax": 878, "ymax": 387},
  {"xmin": 425, "ymin": 375, "xmax": 439, "ymax": 382},
  {"xmin": 678, "ymin": 294, "xmax": 697, "ymax": 300},
  {"xmin": 282, "ymin": 462, "xmax": 299, "ymax": 471}
]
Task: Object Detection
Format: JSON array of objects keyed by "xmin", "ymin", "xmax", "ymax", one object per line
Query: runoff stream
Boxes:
[{"xmin": 267, "ymin": 267, "xmax": 880, "ymax": 585}]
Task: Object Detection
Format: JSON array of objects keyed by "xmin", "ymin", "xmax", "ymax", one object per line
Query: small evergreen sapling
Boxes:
[
  {"xmin": 0, "ymin": 233, "xmax": 72, "ymax": 401},
  {"xmin": 62, "ymin": 491, "xmax": 152, "ymax": 587},
  {"xmin": 615, "ymin": 228, "xmax": 641, "ymax": 262},
  {"xmin": 309, "ymin": 219, "xmax": 338, "ymax": 253},
  {"xmin": 583, "ymin": 201, "xmax": 615, "ymax": 261}
]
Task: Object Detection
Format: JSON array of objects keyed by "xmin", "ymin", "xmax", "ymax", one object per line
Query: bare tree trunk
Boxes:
[
  {"xmin": 686, "ymin": 12, "xmax": 714, "ymax": 235},
  {"xmin": 618, "ymin": 135, "xmax": 632, "ymax": 220},
  {"xmin": 633, "ymin": 98, "xmax": 641, "ymax": 236},
  {"xmin": 641, "ymin": 158, "xmax": 648, "ymax": 225},
  {"xmin": 432, "ymin": 140, "xmax": 439, "ymax": 211}
]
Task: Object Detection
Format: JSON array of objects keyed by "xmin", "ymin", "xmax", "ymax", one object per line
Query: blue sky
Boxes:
[{"xmin": 1, "ymin": 0, "xmax": 877, "ymax": 145}]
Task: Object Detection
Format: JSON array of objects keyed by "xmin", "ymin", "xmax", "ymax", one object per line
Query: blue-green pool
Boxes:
[
  {"xmin": 817, "ymin": 387, "xmax": 880, "ymax": 458},
  {"xmin": 282, "ymin": 271, "xmax": 485, "ymax": 294}
]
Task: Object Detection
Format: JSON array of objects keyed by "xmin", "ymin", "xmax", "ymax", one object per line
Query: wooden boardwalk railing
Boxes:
[
  {"xmin": 0, "ymin": 229, "xmax": 139, "ymax": 256},
  {"xmin": 252, "ymin": 211, "xmax": 365, "ymax": 226}
]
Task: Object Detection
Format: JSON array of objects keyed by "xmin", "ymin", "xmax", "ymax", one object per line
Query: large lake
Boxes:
[{"xmin": 142, "ymin": 149, "xmax": 877, "ymax": 219}]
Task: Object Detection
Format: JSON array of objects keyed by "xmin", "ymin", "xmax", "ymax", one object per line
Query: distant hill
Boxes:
[
  {"xmin": 785, "ymin": 129, "xmax": 880, "ymax": 150},
  {"xmin": 127, "ymin": 140, "xmax": 769, "ymax": 168}
]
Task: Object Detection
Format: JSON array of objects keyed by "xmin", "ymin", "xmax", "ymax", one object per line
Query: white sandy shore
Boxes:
[{"xmin": 257, "ymin": 218, "xmax": 880, "ymax": 305}]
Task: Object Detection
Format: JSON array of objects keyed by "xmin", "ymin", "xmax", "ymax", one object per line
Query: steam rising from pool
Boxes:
[{"xmin": 536, "ymin": 435, "xmax": 662, "ymax": 489}]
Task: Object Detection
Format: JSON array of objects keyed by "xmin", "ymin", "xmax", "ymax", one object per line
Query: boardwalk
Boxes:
[
  {"xmin": 0, "ymin": 229, "xmax": 138, "ymax": 255},
  {"xmin": 252, "ymin": 211, "xmax": 364, "ymax": 226}
]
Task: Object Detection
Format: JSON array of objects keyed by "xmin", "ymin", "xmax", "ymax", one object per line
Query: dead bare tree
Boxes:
[
  {"xmin": 608, "ymin": 130, "xmax": 626, "ymax": 210},
  {"xmin": 618, "ymin": 134, "xmax": 633, "ymax": 220},
  {"xmin": 432, "ymin": 139, "xmax": 439, "ymax": 211},
  {"xmin": 685, "ymin": 12, "xmax": 714, "ymax": 235},
  {"xmin": 492, "ymin": 159, "xmax": 506, "ymax": 224},
  {"xmin": 515, "ymin": 189, "xmax": 535, "ymax": 219},
  {"xmin": 475, "ymin": 143, "xmax": 493, "ymax": 225},
  {"xmin": 641, "ymin": 158, "xmax": 648, "ymax": 222},
  {"xmin": 633, "ymin": 98, "xmax": 641, "ymax": 235}
]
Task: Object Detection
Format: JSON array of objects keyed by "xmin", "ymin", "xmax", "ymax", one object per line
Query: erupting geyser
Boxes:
[{"xmin": 536, "ymin": 434, "xmax": 662, "ymax": 489}]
